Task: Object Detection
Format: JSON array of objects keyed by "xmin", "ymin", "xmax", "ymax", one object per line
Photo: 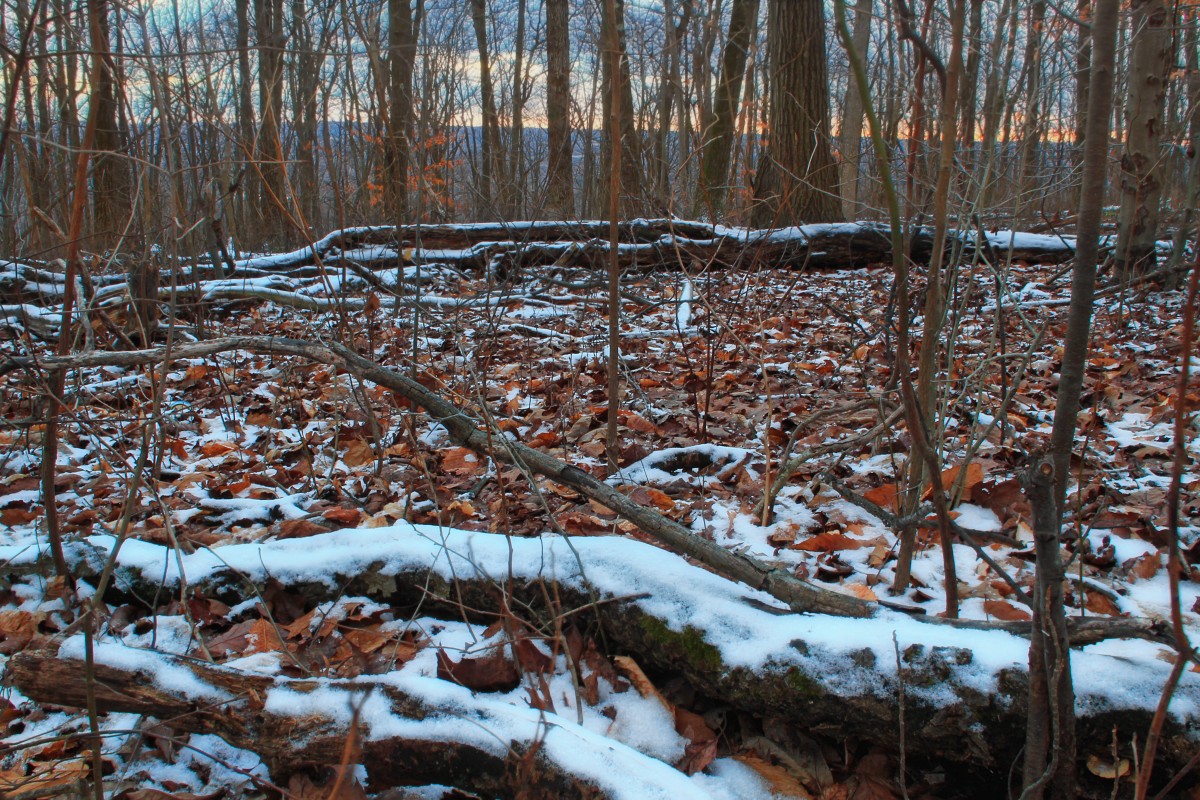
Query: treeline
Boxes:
[{"xmin": 0, "ymin": 0, "xmax": 1195, "ymax": 267}]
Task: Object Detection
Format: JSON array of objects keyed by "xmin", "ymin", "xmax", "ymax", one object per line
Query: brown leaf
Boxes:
[
  {"xmin": 1128, "ymin": 552, "xmax": 1161, "ymax": 581},
  {"xmin": 436, "ymin": 648, "xmax": 520, "ymax": 692},
  {"xmin": 0, "ymin": 759, "xmax": 90, "ymax": 800},
  {"xmin": 1084, "ymin": 591, "xmax": 1124, "ymax": 617},
  {"xmin": 862, "ymin": 483, "xmax": 899, "ymax": 512},
  {"xmin": 676, "ymin": 738, "xmax": 719, "ymax": 775},
  {"xmin": 275, "ymin": 518, "xmax": 330, "ymax": 539},
  {"xmin": 199, "ymin": 441, "xmax": 238, "ymax": 458},
  {"xmin": 630, "ymin": 486, "xmax": 676, "ymax": 512},
  {"xmin": 983, "ymin": 599, "xmax": 1032, "ymax": 622},
  {"xmin": 342, "ymin": 439, "xmax": 376, "ymax": 468},
  {"xmin": 619, "ymin": 411, "xmax": 660, "ymax": 434},
  {"xmin": 613, "ymin": 655, "xmax": 671, "ymax": 712},
  {"xmin": 443, "ymin": 447, "xmax": 482, "ymax": 476},
  {"xmin": 732, "ymin": 754, "xmax": 814, "ymax": 799},
  {"xmin": 343, "ymin": 627, "xmax": 390, "ymax": 654},
  {"xmin": 793, "ymin": 532, "xmax": 864, "ymax": 552},
  {"xmin": 844, "ymin": 583, "xmax": 878, "ymax": 602},
  {"xmin": 0, "ymin": 507, "xmax": 41, "ymax": 526},
  {"xmin": 323, "ymin": 507, "xmax": 363, "ymax": 526},
  {"xmin": 514, "ymin": 637, "xmax": 554, "ymax": 674},
  {"xmin": 1086, "ymin": 754, "xmax": 1131, "ymax": 780}
]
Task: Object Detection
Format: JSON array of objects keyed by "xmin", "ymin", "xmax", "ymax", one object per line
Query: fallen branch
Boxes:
[{"xmin": 0, "ymin": 335, "xmax": 1175, "ymax": 646}]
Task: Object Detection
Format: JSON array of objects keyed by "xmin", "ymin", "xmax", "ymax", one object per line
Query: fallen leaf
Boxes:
[
  {"xmin": 732, "ymin": 753, "xmax": 814, "ymax": 799},
  {"xmin": 983, "ymin": 599, "xmax": 1032, "ymax": 622},
  {"xmin": 613, "ymin": 655, "xmax": 671, "ymax": 712},
  {"xmin": 844, "ymin": 583, "xmax": 878, "ymax": 601},
  {"xmin": 1084, "ymin": 591, "xmax": 1124, "ymax": 617},
  {"xmin": 323, "ymin": 507, "xmax": 363, "ymax": 525},
  {"xmin": 793, "ymin": 532, "xmax": 864, "ymax": 552},
  {"xmin": 437, "ymin": 648, "xmax": 520, "ymax": 693},
  {"xmin": 443, "ymin": 447, "xmax": 482, "ymax": 476},
  {"xmin": 1086, "ymin": 754, "xmax": 1131, "ymax": 779},
  {"xmin": 342, "ymin": 439, "xmax": 376, "ymax": 467},
  {"xmin": 863, "ymin": 483, "xmax": 898, "ymax": 511}
]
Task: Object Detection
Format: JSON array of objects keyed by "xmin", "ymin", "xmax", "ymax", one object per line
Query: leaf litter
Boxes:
[{"xmin": 1, "ymin": 252, "xmax": 1198, "ymax": 798}]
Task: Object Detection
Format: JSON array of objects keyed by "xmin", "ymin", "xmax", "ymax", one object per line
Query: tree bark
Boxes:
[
  {"xmin": 752, "ymin": 0, "xmax": 843, "ymax": 226},
  {"xmin": 1114, "ymin": 0, "xmax": 1171, "ymax": 276},
  {"xmin": 88, "ymin": 0, "xmax": 130, "ymax": 253},
  {"xmin": 255, "ymin": 0, "xmax": 287, "ymax": 246},
  {"xmin": 470, "ymin": 0, "xmax": 502, "ymax": 215},
  {"xmin": 387, "ymin": 0, "xmax": 417, "ymax": 223},
  {"xmin": 838, "ymin": 0, "xmax": 871, "ymax": 220},
  {"xmin": 697, "ymin": 0, "xmax": 759, "ymax": 220},
  {"xmin": 600, "ymin": 0, "xmax": 642, "ymax": 217},
  {"xmin": 544, "ymin": 0, "xmax": 574, "ymax": 218}
]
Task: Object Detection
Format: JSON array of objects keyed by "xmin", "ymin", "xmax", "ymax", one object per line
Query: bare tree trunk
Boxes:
[
  {"xmin": 752, "ymin": 0, "xmax": 843, "ymax": 226},
  {"xmin": 235, "ymin": 0, "xmax": 256, "ymax": 237},
  {"xmin": 508, "ymin": 0, "xmax": 526, "ymax": 217},
  {"xmin": 1022, "ymin": 5, "xmax": 1119, "ymax": 790},
  {"xmin": 89, "ymin": 0, "xmax": 131, "ymax": 253},
  {"xmin": 470, "ymin": 0, "xmax": 501, "ymax": 216},
  {"xmin": 1018, "ymin": 0, "xmax": 1047, "ymax": 220},
  {"xmin": 600, "ymin": 0, "xmax": 642, "ymax": 217},
  {"xmin": 1114, "ymin": 0, "xmax": 1171, "ymax": 277},
  {"xmin": 255, "ymin": 0, "xmax": 287, "ymax": 246},
  {"xmin": 959, "ymin": 0, "xmax": 983, "ymax": 154},
  {"xmin": 387, "ymin": 0, "xmax": 416, "ymax": 223},
  {"xmin": 1074, "ymin": 0, "xmax": 1092, "ymax": 153},
  {"xmin": 697, "ymin": 0, "xmax": 759, "ymax": 220},
  {"xmin": 290, "ymin": 0, "xmax": 322, "ymax": 234},
  {"xmin": 838, "ymin": 0, "xmax": 871, "ymax": 220},
  {"xmin": 544, "ymin": 0, "xmax": 574, "ymax": 218}
]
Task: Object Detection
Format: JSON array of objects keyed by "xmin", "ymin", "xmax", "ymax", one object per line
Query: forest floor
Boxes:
[{"xmin": 0, "ymin": 239, "xmax": 1198, "ymax": 799}]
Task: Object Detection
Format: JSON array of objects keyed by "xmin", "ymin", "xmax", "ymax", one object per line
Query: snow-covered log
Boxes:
[
  {"xmin": 6, "ymin": 639, "xmax": 691, "ymax": 800},
  {"xmin": 166, "ymin": 220, "xmax": 1078, "ymax": 277},
  {"xmin": 7, "ymin": 526, "xmax": 1198, "ymax": 785}
]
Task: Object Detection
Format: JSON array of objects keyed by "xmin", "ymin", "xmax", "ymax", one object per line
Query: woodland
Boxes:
[{"xmin": 0, "ymin": 0, "xmax": 1199, "ymax": 798}]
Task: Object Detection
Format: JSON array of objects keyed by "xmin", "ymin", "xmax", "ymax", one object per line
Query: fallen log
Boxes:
[
  {"xmin": 224, "ymin": 220, "xmax": 1077, "ymax": 275},
  {"xmin": 6, "ymin": 527, "xmax": 1198, "ymax": 787},
  {"xmin": 5, "ymin": 639, "xmax": 684, "ymax": 800}
]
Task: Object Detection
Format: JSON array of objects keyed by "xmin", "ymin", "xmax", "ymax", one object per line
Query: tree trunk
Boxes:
[
  {"xmin": 387, "ymin": 0, "xmax": 416, "ymax": 223},
  {"xmin": 88, "ymin": 0, "xmax": 131, "ymax": 253},
  {"xmin": 752, "ymin": 0, "xmax": 843, "ymax": 226},
  {"xmin": 470, "ymin": 0, "xmax": 501, "ymax": 216},
  {"xmin": 508, "ymin": 0, "xmax": 527, "ymax": 217},
  {"xmin": 544, "ymin": 0, "xmax": 574, "ymax": 218},
  {"xmin": 255, "ymin": 0, "xmax": 287, "ymax": 246},
  {"xmin": 1114, "ymin": 0, "xmax": 1171, "ymax": 277},
  {"xmin": 1017, "ymin": 0, "xmax": 1047, "ymax": 220},
  {"xmin": 600, "ymin": 0, "xmax": 642, "ymax": 217},
  {"xmin": 838, "ymin": 0, "xmax": 871, "ymax": 220},
  {"xmin": 697, "ymin": 0, "xmax": 759, "ymax": 220}
]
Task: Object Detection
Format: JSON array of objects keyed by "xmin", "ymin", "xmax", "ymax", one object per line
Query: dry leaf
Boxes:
[
  {"xmin": 323, "ymin": 507, "xmax": 363, "ymax": 526},
  {"xmin": 864, "ymin": 483, "xmax": 898, "ymax": 511},
  {"xmin": 1084, "ymin": 591, "xmax": 1123, "ymax": 616},
  {"xmin": 844, "ymin": 583, "xmax": 878, "ymax": 602},
  {"xmin": 793, "ymin": 532, "xmax": 864, "ymax": 552},
  {"xmin": 732, "ymin": 753, "xmax": 814, "ymax": 799},
  {"xmin": 342, "ymin": 439, "xmax": 376, "ymax": 467},
  {"xmin": 443, "ymin": 447, "xmax": 482, "ymax": 475},
  {"xmin": 1086, "ymin": 754, "xmax": 1131, "ymax": 779},
  {"xmin": 983, "ymin": 599, "xmax": 1032, "ymax": 622},
  {"xmin": 613, "ymin": 655, "xmax": 671, "ymax": 712},
  {"xmin": 436, "ymin": 648, "xmax": 520, "ymax": 692}
]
